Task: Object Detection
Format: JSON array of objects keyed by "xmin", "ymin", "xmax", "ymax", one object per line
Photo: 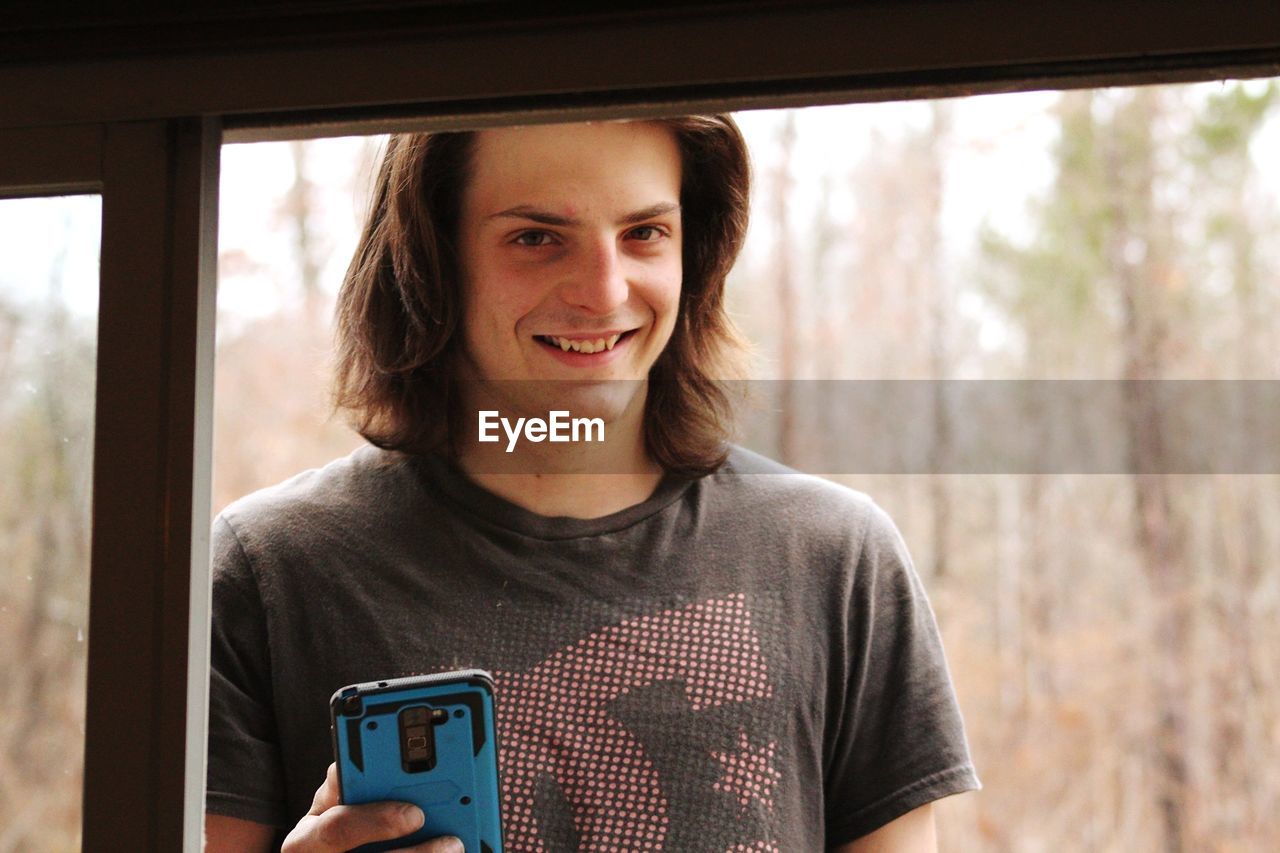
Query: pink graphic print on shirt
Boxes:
[{"xmin": 494, "ymin": 593, "xmax": 777, "ymax": 851}]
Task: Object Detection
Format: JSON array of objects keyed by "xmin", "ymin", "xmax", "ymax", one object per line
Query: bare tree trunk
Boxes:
[
  {"xmin": 0, "ymin": 302, "xmax": 18, "ymax": 382},
  {"xmin": 1020, "ymin": 474, "xmax": 1053, "ymax": 715},
  {"xmin": 773, "ymin": 113, "xmax": 800, "ymax": 464},
  {"xmin": 924, "ymin": 102, "xmax": 954, "ymax": 580},
  {"xmin": 1214, "ymin": 204, "xmax": 1267, "ymax": 840},
  {"xmin": 995, "ymin": 476, "xmax": 1025, "ymax": 723},
  {"xmin": 286, "ymin": 140, "xmax": 323, "ymax": 319},
  {"xmin": 10, "ymin": 301, "xmax": 80, "ymax": 788},
  {"xmin": 1106, "ymin": 88, "xmax": 1192, "ymax": 853}
]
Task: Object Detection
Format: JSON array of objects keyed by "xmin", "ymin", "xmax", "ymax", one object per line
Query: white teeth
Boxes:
[{"xmin": 543, "ymin": 334, "xmax": 623, "ymax": 354}]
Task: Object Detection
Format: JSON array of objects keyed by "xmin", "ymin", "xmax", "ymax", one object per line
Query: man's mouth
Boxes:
[{"xmin": 535, "ymin": 330, "xmax": 636, "ymax": 354}]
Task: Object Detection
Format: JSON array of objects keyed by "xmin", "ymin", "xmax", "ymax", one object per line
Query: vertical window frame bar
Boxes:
[{"xmin": 80, "ymin": 116, "xmax": 220, "ymax": 853}]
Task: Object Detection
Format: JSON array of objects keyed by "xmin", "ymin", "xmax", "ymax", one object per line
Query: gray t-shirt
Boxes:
[{"xmin": 206, "ymin": 443, "xmax": 979, "ymax": 850}]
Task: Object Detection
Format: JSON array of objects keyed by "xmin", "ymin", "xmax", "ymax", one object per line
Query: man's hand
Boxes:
[{"xmin": 279, "ymin": 762, "xmax": 462, "ymax": 853}]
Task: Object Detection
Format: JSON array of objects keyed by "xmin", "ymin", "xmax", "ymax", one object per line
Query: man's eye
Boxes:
[
  {"xmin": 628, "ymin": 226, "xmax": 666, "ymax": 242},
  {"xmin": 513, "ymin": 231, "xmax": 555, "ymax": 247}
]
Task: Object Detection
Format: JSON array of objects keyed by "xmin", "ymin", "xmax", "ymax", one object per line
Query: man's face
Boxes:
[{"xmin": 455, "ymin": 121, "xmax": 683, "ymax": 427}]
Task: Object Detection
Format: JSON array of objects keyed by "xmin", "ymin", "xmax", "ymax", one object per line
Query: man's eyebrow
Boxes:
[
  {"xmin": 618, "ymin": 202, "xmax": 681, "ymax": 225},
  {"xmin": 488, "ymin": 202, "xmax": 681, "ymax": 227},
  {"xmin": 489, "ymin": 206, "xmax": 578, "ymax": 226}
]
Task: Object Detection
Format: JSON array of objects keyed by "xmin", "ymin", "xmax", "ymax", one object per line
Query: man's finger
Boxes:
[
  {"xmin": 307, "ymin": 763, "xmax": 341, "ymax": 816},
  {"xmin": 291, "ymin": 801, "xmax": 425, "ymax": 852},
  {"xmin": 396, "ymin": 836, "xmax": 464, "ymax": 853}
]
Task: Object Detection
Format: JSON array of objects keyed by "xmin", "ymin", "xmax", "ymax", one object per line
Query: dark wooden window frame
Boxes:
[{"xmin": 1, "ymin": 3, "xmax": 1278, "ymax": 850}]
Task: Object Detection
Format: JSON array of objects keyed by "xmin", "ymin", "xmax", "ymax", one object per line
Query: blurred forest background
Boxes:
[
  {"xmin": 3, "ymin": 79, "xmax": 1280, "ymax": 851},
  {"xmin": 0, "ymin": 194, "xmax": 97, "ymax": 852}
]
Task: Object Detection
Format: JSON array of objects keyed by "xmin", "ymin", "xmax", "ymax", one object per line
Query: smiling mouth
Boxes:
[{"xmin": 535, "ymin": 330, "xmax": 637, "ymax": 354}]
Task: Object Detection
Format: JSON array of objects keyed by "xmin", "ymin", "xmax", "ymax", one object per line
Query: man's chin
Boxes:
[
  {"xmin": 460, "ymin": 377, "xmax": 648, "ymax": 431},
  {"xmin": 542, "ymin": 379, "xmax": 645, "ymax": 424}
]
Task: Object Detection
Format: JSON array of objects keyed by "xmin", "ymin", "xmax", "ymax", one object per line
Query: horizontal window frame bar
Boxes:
[
  {"xmin": 3, "ymin": 1, "xmax": 1279, "ymax": 132},
  {"xmin": 0, "ymin": 123, "xmax": 104, "ymax": 196},
  {"xmin": 223, "ymin": 48, "xmax": 1280, "ymax": 143}
]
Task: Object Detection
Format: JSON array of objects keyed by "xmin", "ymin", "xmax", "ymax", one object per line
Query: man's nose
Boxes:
[{"xmin": 561, "ymin": 238, "xmax": 629, "ymax": 315}]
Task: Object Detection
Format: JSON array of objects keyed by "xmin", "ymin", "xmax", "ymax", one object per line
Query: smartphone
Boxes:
[{"xmin": 330, "ymin": 669, "xmax": 503, "ymax": 853}]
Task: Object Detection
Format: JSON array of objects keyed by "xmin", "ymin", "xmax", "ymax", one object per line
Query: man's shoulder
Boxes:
[
  {"xmin": 710, "ymin": 445, "xmax": 892, "ymax": 542},
  {"xmin": 217, "ymin": 443, "xmax": 414, "ymax": 536},
  {"xmin": 716, "ymin": 444, "xmax": 874, "ymax": 505},
  {"xmin": 707, "ymin": 445, "xmax": 916, "ymax": 583}
]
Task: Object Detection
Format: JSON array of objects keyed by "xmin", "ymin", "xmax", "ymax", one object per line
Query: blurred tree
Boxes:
[
  {"xmin": 983, "ymin": 86, "xmax": 1198, "ymax": 851},
  {"xmin": 922, "ymin": 102, "xmax": 955, "ymax": 582},
  {"xmin": 0, "ymin": 289, "xmax": 94, "ymax": 851},
  {"xmin": 1106, "ymin": 87, "xmax": 1191, "ymax": 853},
  {"xmin": 772, "ymin": 112, "xmax": 801, "ymax": 464},
  {"xmin": 213, "ymin": 142, "xmax": 361, "ymax": 514},
  {"xmin": 283, "ymin": 140, "xmax": 326, "ymax": 319},
  {"xmin": 980, "ymin": 82, "xmax": 1280, "ymax": 850},
  {"xmin": 1186, "ymin": 80, "xmax": 1278, "ymax": 843},
  {"xmin": 0, "ymin": 299, "xmax": 18, "ymax": 380}
]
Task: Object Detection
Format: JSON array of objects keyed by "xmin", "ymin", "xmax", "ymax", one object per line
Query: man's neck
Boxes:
[
  {"xmin": 454, "ymin": 398, "xmax": 664, "ymax": 520},
  {"xmin": 462, "ymin": 466, "xmax": 666, "ymax": 519}
]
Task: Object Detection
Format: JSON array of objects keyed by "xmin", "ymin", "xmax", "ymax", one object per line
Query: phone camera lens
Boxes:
[{"xmin": 342, "ymin": 695, "xmax": 363, "ymax": 717}]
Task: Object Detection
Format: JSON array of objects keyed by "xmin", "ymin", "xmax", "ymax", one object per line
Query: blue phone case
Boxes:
[{"xmin": 330, "ymin": 669, "xmax": 503, "ymax": 853}]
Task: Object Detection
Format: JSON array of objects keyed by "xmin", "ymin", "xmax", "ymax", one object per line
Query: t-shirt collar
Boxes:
[{"xmin": 412, "ymin": 452, "xmax": 696, "ymax": 541}]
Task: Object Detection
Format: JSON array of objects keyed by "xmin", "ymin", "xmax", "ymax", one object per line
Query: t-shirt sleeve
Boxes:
[
  {"xmin": 823, "ymin": 501, "xmax": 980, "ymax": 845},
  {"xmin": 206, "ymin": 515, "xmax": 291, "ymax": 828}
]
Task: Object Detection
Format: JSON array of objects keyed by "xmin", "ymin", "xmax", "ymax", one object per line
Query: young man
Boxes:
[{"xmin": 205, "ymin": 116, "xmax": 979, "ymax": 852}]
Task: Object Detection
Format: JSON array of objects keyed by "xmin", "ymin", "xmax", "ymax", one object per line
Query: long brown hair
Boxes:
[{"xmin": 333, "ymin": 116, "xmax": 751, "ymax": 474}]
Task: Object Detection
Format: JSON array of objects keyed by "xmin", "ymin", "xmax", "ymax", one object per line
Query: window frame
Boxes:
[
  {"xmin": 1, "ymin": 4, "xmax": 1278, "ymax": 850},
  {"xmin": 0, "ymin": 118, "xmax": 220, "ymax": 851}
]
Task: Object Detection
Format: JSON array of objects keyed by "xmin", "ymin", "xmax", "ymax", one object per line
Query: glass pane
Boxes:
[
  {"xmin": 213, "ymin": 79, "xmax": 1280, "ymax": 850},
  {"xmin": 0, "ymin": 194, "xmax": 99, "ymax": 851},
  {"xmin": 214, "ymin": 138, "xmax": 370, "ymax": 513},
  {"xmin": 729, "ymin": 83, "xmax": 1280, "ymax": 849}
]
